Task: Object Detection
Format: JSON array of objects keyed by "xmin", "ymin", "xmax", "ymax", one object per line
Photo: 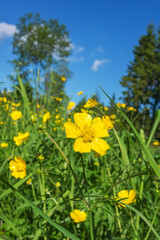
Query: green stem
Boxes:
[
  {"xmin": 89, "ymin": 210, "xmax": 94, "ymax": 240},
  {"xmin": 45, "ymin": 131, "xmax": 89, "ymax": 209},
  {"xmin": 105, "ymin": 155, "xmax": 122, "ymax": 234}
]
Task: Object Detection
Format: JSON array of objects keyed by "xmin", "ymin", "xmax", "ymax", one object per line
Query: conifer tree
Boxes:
[{"xmin": 120, "ymin": 24, "xmax": 160, "ymax": 119}]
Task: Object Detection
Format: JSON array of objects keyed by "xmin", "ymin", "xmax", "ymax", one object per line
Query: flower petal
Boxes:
[
  {"xmin": 91, "ymin": 117, "xmax": 109, "ymax": 138},
  {"xmin": 118, "ymin": 190, "xmax": 129, "ymax": 199},
  {"xmin": 129, "ymin": 190, "xmax": 137, "ymax": 200},
  {"xmin": 91, "ymin": 138, "xmax": 110, "ymax": 155},
  {"xmin": 74, "ymin": 138, "xmax": 92, "ymax": 153},
  {"xmin": 64, "ymin": 122, "xmax": 80, "ymax": 138},
  {"xmin": 74, "ymin": 113, "xmax": 92, "ymax": 129}
]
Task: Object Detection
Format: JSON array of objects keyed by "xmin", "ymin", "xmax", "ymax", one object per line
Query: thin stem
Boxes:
[
  {"xmin": 89, "ymin": 210, "xmax": 94, "ymax": 240},
  {"xmin": 81, "ymin": 154, "xmax": 91, "ymax": 207},
  {"xmin": 45, "ymin": 131, "xmax": 89, "ymax": 209}
]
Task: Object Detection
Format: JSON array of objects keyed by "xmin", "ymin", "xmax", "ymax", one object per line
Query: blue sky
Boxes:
[{"xmin": 0, "ymin": 0, "xmax": 160, "ymax": 106}]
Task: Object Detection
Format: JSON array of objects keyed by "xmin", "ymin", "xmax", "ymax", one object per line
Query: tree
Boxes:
[
  {"xmin": 120, "ymin": 24, "xmax": 160, "ymax": 119},
  {"xmin": 10, "ymin": 13, "xmax": 72, "ymax": 95}
]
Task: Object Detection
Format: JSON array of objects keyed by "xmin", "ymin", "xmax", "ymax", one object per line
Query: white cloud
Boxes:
[
  {"xmin": 91, "ymin": 59, "xmax": 110, "ymax": 72},
  {"xmin": 97, "ymin": 46, "xmax": 104, "ymax": 53},
  {"xmin": 0, "ymin": 22, "xmax": 17, "ymax": 39},
  {"xmin": 68, "ymin": 56, "xmax": 84, "ymax": 63},
  {"xmin": 74, "ymin": 46, "xmax": 84, "ymax": 53}
]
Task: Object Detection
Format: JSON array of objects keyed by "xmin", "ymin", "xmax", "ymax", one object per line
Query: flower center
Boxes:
[{"xmin": 80, "ymin": 126, "xmax": 94, "ymax": 142}]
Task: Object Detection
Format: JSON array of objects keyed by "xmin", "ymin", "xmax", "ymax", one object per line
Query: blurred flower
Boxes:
[
  {"xmin": 121, "ymin": 103, "xmax": 126, "ymax": 108},
  {"xmin": 10, "ymin": 111, "xmax": 23, "ymax": 121},
  {"xmin": 70, "ymin": 209, "xmax": 87, "ymax": 223},
  {"xmin": 9, "ymin": 156, "xmax": 26, "ymax": 179},
  {"xmin": 11, "ymin": 103, "xmax": 21, "ymax": 107},
  {"xmin": 55, "ymin": 181, "xmax": 61, "ymax": 187},
  {"xmin": 67, "ymin": 102, "xmax": 76, "ymax": 110},
  {"xmin": 0, "ymin": 121, "xmax": 3, "ymax": 125},
  {"xmin": 37, "ymin": 104, "xmax": 41, "ymax": 108},
  {"xmin": 77, "ymin": 91, "xmax": 83, "ymax": 96},
  {"xmin": 37, "ymin": 154, "xmax": 44, "ymax": 160},
  {"xmin": 31, "ymin": 115, "xmax": 37, "ymax": 123},
  {"xmin": 61, "ymin": 77, "xmax": 66, "ymax": 82},
  {"xmin": 43, "ymin": 111, "xmax": 51, "ymax": 123},
  {"xmin": 102, "ymin": 115, "xmax": 114, "ymax": 130},
  {"xmin": 94, "ymin": 162, "xmax": 99, "ymax": 166},
  {"xmin": 84, "ymin": 98, "xmax": 99, "ymax": 108},
  {"xmin": 1, "ymin": 143, "xmax": 8, "ymax": 148},
  {"xmin": 127, "ymin": 106, "xmax": 137, "ymax": 112},
  {"xmin": 110, "ymin": 114, "xmax": 116, "ymax": 120},
  {"xmin": 14, "ymin": 132, "xmax": 29, "ymax": 146},
  {"xmin": 104, "ymin": 107, "xmax": 109, "ymax": 111},
  {"xmin": 116, "ymin": 103, "xmax": 122, "ymax": 108},
  {"xmin": 64, "ymin": 113, "xmax": 109, "ymax": 155},
  {"xmin": 26, "ymin": 178, "xmax": 32, "ymax": 185},
  {"xmin": 116, "ymin": 190, "xmax": 136, "ymax": 207},
  {"xmin": 153, "ymin": 141, "xmax": 159, "ymax": 146}
]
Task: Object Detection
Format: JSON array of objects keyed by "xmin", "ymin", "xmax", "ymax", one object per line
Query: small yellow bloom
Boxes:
[
  {"xmin": 61, "ymin": 77, "xmax": 66, "ymax": 82},
  {"xmin": 153, "ymin": 141, "xmax": 159, "ymax": 146},
  {"xmin": 26, "ymin": 178, "xmax": 32, "ymax": 185},
  {"xmin": 94, "ymin": 162, "xmax": 99, "ymax": 166},
  {"xmin": 121, "ymin": 103, "xmax": 126, "ymax": 108},
  {"xmin": 37, "ymin": 104, "xmax": 41, "ymax": 108},
  {"xmin": 110, "ymin": 114, "xmax": 116, "ymax": 120},
  {"xmin": 37, "ymin": 154, "xmax": 44, "ymax": 160},
  {"xmin": 31, "ymin": 115, "xmax": 37, "ymax": 123},
  {"xmin": 84, "ymin": 98, "xmax": 99, "ymax": 108},
  {"xmin": 127, "ymin": 106, "xmax": 137, "ymax": 112},
  {"xmin": 11, "ymin": 103, "xmax": 21, "ymax": 107},
  {"xmin": 116, "ymin": 190, "xmax": 137, "ymax": 207},
  {"xmin": 104, "ymin": 107, "xmax": 109, "ymax": 111},
  {"xmin": 64, "ymin": 113, "xmax": 110, "ymax": 155},
  {"xmin": 67, "ymin": 102, "xmax": 76, "ymax": 110},
  {"xmin": 116, "ymin": 103, "xmax": 122, "ymax": 108},
  {"xmin": 14, "ymin": 132, "xmax": 29, "ymax": 146},
  {"xmin": 43, "ymin": 111, "xmax": 51, "ymax": 123},
  {"xmin": 0, "ymin": 121, "xmax": 3, "ymax": 125},
  {"xmin": 77, "ymin": 91, "xmax": 83, "ymax": 96},
  {"xmin": 10, "ymin": 111, "xmax": 23, "ymax": 121},
  {"xmin": 102, "ymin": 115, "xmax": 114, "ymax": 130},
  {"xmin": 1, "ymin": 143, "xmax": 8, "ymax": 148},
  {"xmin": 9, "ymin": 156, "xmax": 26, "ymax": 179},
  {"xmin": 55, "ymin": 181, "xmax": 61, "ymax": 187},
  {"xmin": 70, "ymin": 209, "xmax": 87, "ymax": 223}
]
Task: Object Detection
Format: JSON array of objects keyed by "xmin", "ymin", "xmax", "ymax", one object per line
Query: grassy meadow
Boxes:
[{"xmin": 0, "ymin": 76, "xmax": 160, "ymax": 240}]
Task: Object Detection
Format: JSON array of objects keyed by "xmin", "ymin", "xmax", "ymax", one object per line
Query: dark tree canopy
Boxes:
[
  {"xmin": 10, "ymin": 13, "xmax": 72, "ymax": 95},
  {"xmin": 120, "ymin": 24, "xmax": 160, "ymax": 118}
]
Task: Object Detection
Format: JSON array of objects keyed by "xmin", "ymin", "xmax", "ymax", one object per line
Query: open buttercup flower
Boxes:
[
  {"xmin": 116, "ymin": 189, "xmax": 137, "ymax": 207},
  {"xmin": 64, "ymin": 113, "xmax": 110, "ymax": 156},
  {"xmin": 70, "ymin": 209, "xmax": 87, "ymax": 223},
  {"xmin": 9, "ymin": 156, "xmax": 26, "ymax": 179}
]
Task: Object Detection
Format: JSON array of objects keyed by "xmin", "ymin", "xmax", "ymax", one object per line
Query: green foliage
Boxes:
[{"xmin": 0, "ymin": 81, "xmax": 160, "ymax": 239}]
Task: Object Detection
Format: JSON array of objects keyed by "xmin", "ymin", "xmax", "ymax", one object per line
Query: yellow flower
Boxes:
[
  {"xmin": 121, "ymin": 103, "xmax": 126, "ymax": 108},
  {"xmin": 94, "ymin": 162, "xmax": 100, "ymax": 166},
  {"xmin": 1, "ymin": 143, "xmax": 8, "ymax": 148},
  {"xmin": 26, "ymin": 178, "xmax": 32, "ymax": 185},
  {"xmin": 104, "ymin": 107, "xmax": 109, "ymax": 111},
  {"xmin": 0, "ymin": 121, "xmax": 4, "ymax": 125},
  {"xmin": 55, "ymin": 181, "xmax": 61, "ymax": 187},
  {"xmin": 37, "ymin": 104, "xmax": 41, "ymax": 108},
  {"xmin": 10, "ymin": 111, "xmax": 23, "ymax": 121},
  {"xmin": 43, "ymin": 111, "xmax": 51, "ymax": 123},
  {"xmin": 110, "ymin": 114, "xmax": 116, "ymax": 120},
  {"xmin": 102, "ymin": 115, "xmax": 114, "ymax": 130},
  {"xmin": 14, "ymin": 132, "xmax": 29, "ymax": 146},
  {"xmin": 11, "ymin": 102, "xmax": 21, "ymax": 107},
  {"xmin": 9, "ymin": 156, "xmax": 26, "ymax": 179},
  {"xmin": 67, "ymin": 102, "xmax": 76, "ymax": 110},
  {"xmin": 77, "ymin": 91, "xmax": 83, "ymax": 96},
  {"xmin": 153, "ymin": 141, "xmax": 159, "ymax": 146},
  {"xmin": 127, "ymin": 106, "xmax": 137, "ymax": 112},
  {"xmin": 116, "ymin": 103, "xmax": 122, "ymax": 108},
  {"xmin": 84, "ymin": 98, "xmax": 99, "ymax": 108},
  {"xmin": 61, "ymin": 77, "xmax": 66, "ymax": 82},
  {"xmin": 37, "ymin": 154, "xmax": 44, "ymax": 160},
  {"xmin": 64, "ymin": 113, "xmax": 110, "ymax": 155},
  {"xmin": 70, "ymin": 209, "xmax": 87, "ymax": 223},
  {"xmin": 116, "ymin": 190, "xmax": 137, "ymax": 207}
]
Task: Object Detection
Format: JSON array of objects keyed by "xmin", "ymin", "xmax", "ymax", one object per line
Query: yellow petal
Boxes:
[
  {"xmin": 118, "ymin": 190, "xmax": 129, "ymax": 199},
  {"xmin": 74, "ymin": 113, "xmax": 92, "ymax": 129},
  {"xmin": 74, "ymin": 138, "xmax": 92, "ymax": 153},
  {"xmin": 79, "ymin": 211, "xmax": 87, "ymax": 222},
  {"xmin": 91, "ymin": 138, "xmax": 110, "ymax": 155},
  {"xmin": 64, "ymin": 122, "xmax": 80, "ymax": 138},
  {"xmin": 129, "ymin": 190, "xmax": 136, "ymax": 200},
  {"xmin": 91, "ymin": 117, "xmax": 109, "ymax": 138}
]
